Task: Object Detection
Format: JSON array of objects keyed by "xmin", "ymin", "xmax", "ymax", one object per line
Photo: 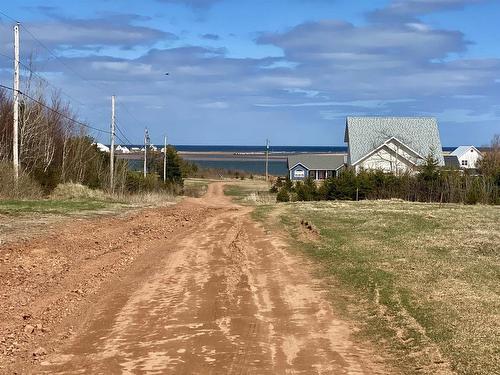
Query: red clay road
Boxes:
[{"xmin": 16, "ymin": 183, "xmax": 387, "ymax": 374}]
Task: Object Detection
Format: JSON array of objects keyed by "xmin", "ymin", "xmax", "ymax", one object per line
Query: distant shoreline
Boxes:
[{"xmin": 117, "ymin": 151, "xmax": 346, "ymax": 161}]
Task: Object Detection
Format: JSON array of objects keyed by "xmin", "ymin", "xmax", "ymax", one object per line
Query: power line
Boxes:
[
  {"xmin": 118, "ymin": 104, "xmax": 151, "ymax": 139},
  {"xmin": 1, "ymin": 9, "xmax": 142, "ymax": 143},
  {"xmin": 115, "ymin": 123, "xmax": 134, "ymax": 145},
  {"xmin": 115, "ymin": 134, "xmax": 129, "ymax": 146},
  {"xmin": 0, "ymin": 83, "xmax": 111, "ymax": 135},
  {"xmin": 0, "ymin": 10, "xmax": 18, "ymax": 23},
  {"xmin": 0, "ymin": 51, "xmax": 89, "ymax": 108},
  {"xmin": 20, "ymin": 21, "xmax": 146, "ymax": 142},
  {"xmin": 1, "ymin": 42, "xmax": 131, "ymax": 139},
  {"xmin": 19, "ymin": 25, "xmax": 109, "ymax": 95}
]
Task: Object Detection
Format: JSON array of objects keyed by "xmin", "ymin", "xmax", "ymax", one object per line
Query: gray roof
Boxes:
[
  {"xmin": 444, "ymin": 155, "xmax": 460, "ymax": 168},
  {"xmin": 450, "ymin": 145, "xmax": 481, "ymax": 158},
  {"xmin": 288, "ymin": 154, "xmax": 345, "ymax": 170},
  {"xmin": 345, "ymin": 117, "xmax": 444, "ymax": 166}
]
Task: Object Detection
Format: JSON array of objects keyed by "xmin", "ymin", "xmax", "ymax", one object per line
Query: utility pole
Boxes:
[
  {"xmin": 163, "ymin": 135, "xmax": 167, "ymax": 183},
  {"xmin": 265, "ymin": 139, "xmax": 270, "ymax": 182},
  {"xmin": 143, "ymin": 128, "xmax": 149, "ymax": 178},
  {"xmin": 110, "ymin": 95, "xmax": 116, "ymax": 193},
  {"xmin": 13, "ymin": 23, "xmax": 20, "ymax": 181}
]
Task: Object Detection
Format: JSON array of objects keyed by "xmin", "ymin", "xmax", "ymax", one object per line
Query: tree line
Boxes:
[
  {"xmin": 0, "ymin": 84, "xmax": 189, "ymax": 198},
  {"xmin": 272, "ymin": 137, "xmax": 500, "ymax": 205}
]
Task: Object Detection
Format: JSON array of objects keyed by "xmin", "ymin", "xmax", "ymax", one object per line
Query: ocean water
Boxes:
[
  {"xmin": 121, "ymin": 145, "xmax": 457, "ymax": 153},
  {"xmin": 122, "ymin": 145, "xmax": 350, "ymax": 153},
  {"xmin": 124, "ymin": 145, "xmax": 458, "ymax": 176},
  {"xmin": 191, "ymin": 159, "xmax": 288, "ymax": 175},
  {"xmin": 127, "ymin": 158, "xmax": 288, "ymax": 175}
]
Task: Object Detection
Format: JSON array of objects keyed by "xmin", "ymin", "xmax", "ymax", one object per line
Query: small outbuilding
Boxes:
[
  {"xmin": 450, "ymin": 146, "xmax": 482, "ymax": 169},
  {"xmin": 443, "ymin": 155, "xmax": 460, "ymax": 169},
  {"xmin": 287, "ymin": 154, "xmax": 345, "ymax": 181}
]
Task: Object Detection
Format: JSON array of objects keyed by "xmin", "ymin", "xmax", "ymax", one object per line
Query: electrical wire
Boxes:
[
  {"xmin": 0, "ymin": 9, "xmax": 149, "ymax": 144},
  {"xmin": 115, "ymin": 123, "xmax": 134, "ymax": 145},
  {"xmin": 0, "ymin": 83, "xmax": 111, "ymax": 135},
  {"xmin": 0, "ymin": 51, "xmax": 89, "ymax": 108}
]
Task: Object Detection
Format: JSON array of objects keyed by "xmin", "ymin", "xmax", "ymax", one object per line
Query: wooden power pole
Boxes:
[
  {"xmin": 143, "ymin": 128, "xmax": 149, "ymax": 178},
  {"xmin": 265, "ymin": 139, "xmax": 270, "ymax": 182},
  {"xmin": 110, "ymin": 95, "xmax": 116, "ymax": 193},
  {"xmin": 13, "ymin": 23, "xmax": 20, "ymax": 181},
  {"xmin": 163, "ymin": 135, "xmax": 167, "ymax": 183}
]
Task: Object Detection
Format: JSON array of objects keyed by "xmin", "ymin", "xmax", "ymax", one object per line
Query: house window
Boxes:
[
  {"xmin": 293, "ymin": 169, "xmax": 305, "ymax": 178},
  {"xmin": 461, "ymin": 160, "xmax": 468, "ymax": 166}
]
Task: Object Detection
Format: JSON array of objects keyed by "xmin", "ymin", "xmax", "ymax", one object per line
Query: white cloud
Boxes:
[{"xmin": 200, "ymin": 101, "xmax": 229, "ymax": 109}]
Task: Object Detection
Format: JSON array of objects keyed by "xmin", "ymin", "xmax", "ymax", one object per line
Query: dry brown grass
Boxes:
[
  {"xmin": 256, "ymin": 199, "xmax": 499, "ymax": 375},
  {"xmin": 124, "ymin": 191, "xmax": 178, "ymax": 206},
  {"xmin": 0, "ymin": 162, "xmax": 42, "ymax": 199},
  {"xmin": 50, "ymin": 183, "xmax": 110, "ymax": 201},
  {"xmin": 223, "ymin": 179, "xmax": 274, "ymax": 205}
]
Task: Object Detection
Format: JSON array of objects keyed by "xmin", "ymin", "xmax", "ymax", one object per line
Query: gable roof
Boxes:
[
  {"xmin": 354, "ymin": 137, "xmax": 424, "ymax": 166},
  {"xmin": 288, "ymin": 154, "xmax": 345, "ymax": 170},
  {"xmin": 450, "ymin": 145, "xmax": 481, "ymax": 158},
  {"xmin": 444, "ymin": 155, "xmax": 460, "ymax": 168},
  {"xmin": 345, "ymin": 117, "xmax": 444, "ymax": 166}
]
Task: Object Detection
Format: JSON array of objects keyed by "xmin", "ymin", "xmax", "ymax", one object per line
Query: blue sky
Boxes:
[{"xmin": 0, "ymin": 0, "xmax": 499, "ymax": 146}]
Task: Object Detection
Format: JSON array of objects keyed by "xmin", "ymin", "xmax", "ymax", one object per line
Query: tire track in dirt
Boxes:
[{"xmin": 7, "ymin": 183, "xmax": 390, "ymax": 374}]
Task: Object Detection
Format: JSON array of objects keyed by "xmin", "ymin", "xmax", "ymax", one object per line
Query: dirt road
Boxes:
[{"xmin": 2, "ymin": 183, "xmax": 387, "ymax": 374}]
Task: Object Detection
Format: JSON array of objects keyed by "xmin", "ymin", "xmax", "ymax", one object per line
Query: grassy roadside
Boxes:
[
  {"xmin": 0, "ymin": 199, "xmax": 112, "ymax": 215},
  {"xmin": 0, "ymin": 179, "xmax": 213, "ymax": 217},
  {"xmin": 223, "ymin": 180, "xmax": 274, "ymax": 205},
  {"xmin": 224, "ymin": 184, "xmax": 500, "ymax": 374},
  {"xmin": 184, "ymin": 178, "xmax": 212, "ymax": 197}
]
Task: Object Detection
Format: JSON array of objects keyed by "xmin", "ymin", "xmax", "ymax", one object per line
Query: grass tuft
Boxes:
[{"xmin": 256, "ymin": 199, "xmax": 499, "ymax": 375}]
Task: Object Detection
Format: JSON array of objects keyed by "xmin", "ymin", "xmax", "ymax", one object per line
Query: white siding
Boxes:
[
  {"xmin": 354, "ymin": 140, "xmax": 421, "ymax": 174},
  {"xmin": 457, "ymin": 148, "xmax": 482, "ymax": 169},
  {"xmin": 357, "ymin": 149, "xmax": 416, "ymax": 174}
]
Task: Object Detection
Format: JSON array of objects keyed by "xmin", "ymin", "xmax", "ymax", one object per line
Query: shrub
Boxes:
[
  {"xmin": 0, "ymin": 162, "xmax": 42, "ymax": 199},
  {"xmin": 126, "ymin": 172, "xmax": 161, "ymax": 193},
  {"xmin": 276, "ymin": 187, "xmax": 290, "ymax": 202},
  {"xmin": 296, "ymin": 177, "xmax": 318, "ymax": 201},
  {"xmin": 51, "ymin": 183, "xmax": 108, "ymax": 200}
]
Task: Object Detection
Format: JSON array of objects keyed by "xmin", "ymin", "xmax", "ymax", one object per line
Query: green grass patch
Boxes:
[
  {"xmin": 223, "ymin": 180, "xmax": 275, "ymax": 205},
  {"xmin": 183, "ymin": 178, "xmax": 212, "ymax": 197},
  {"xmin": 0, "ymin": 199, "xmax": 110, "ymax": 215},
  {"xmin": 223, "ymin": 184, "xmax": 247, "ymax": 197},
  {"xmin": 257, "ymin": 200, "xmax": 500, "ymax": 375},
  {"xmin": 251, "ymin": 204, "xmax": 274, "ymax": 222}
]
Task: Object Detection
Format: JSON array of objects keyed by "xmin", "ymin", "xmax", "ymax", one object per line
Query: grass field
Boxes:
[
  {"xmin": 223, "ymin": 180, "xmax": 274, "ymax": 204},
  {"xmin": 0, "ymin": 199, "xmax": 112, "ymax": 215},
  {"xmin": 0, "ymin": 180, "xmax": 211, "ymax": 216},
  {"xmin": 183, "ymin": 178, "xmax": 213, "ymax": 197},
  {"xmin": 225, "ymin": 185, "xmax": 499, "ymax": 374}
]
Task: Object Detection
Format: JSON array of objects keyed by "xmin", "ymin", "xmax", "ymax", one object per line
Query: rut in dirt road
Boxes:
[{"xmin": 40, "ymin": 183, "xmax": 387, "ymax": 374}]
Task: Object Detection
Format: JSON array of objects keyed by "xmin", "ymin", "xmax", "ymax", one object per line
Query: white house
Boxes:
[
  {"xmin": 94, "ymin": 142, "xmax": 110, "ymax": 153},
  {"xmin": 450, "ymin": 146, "xmax": 482, "ymax": 169},
  {"xmin": 115, "ymin": 145, "xmax": 131, "ymax": 154},
  {"xmin": 345, "ymin": 117, "xmax": 444, "ymax": 174}
]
